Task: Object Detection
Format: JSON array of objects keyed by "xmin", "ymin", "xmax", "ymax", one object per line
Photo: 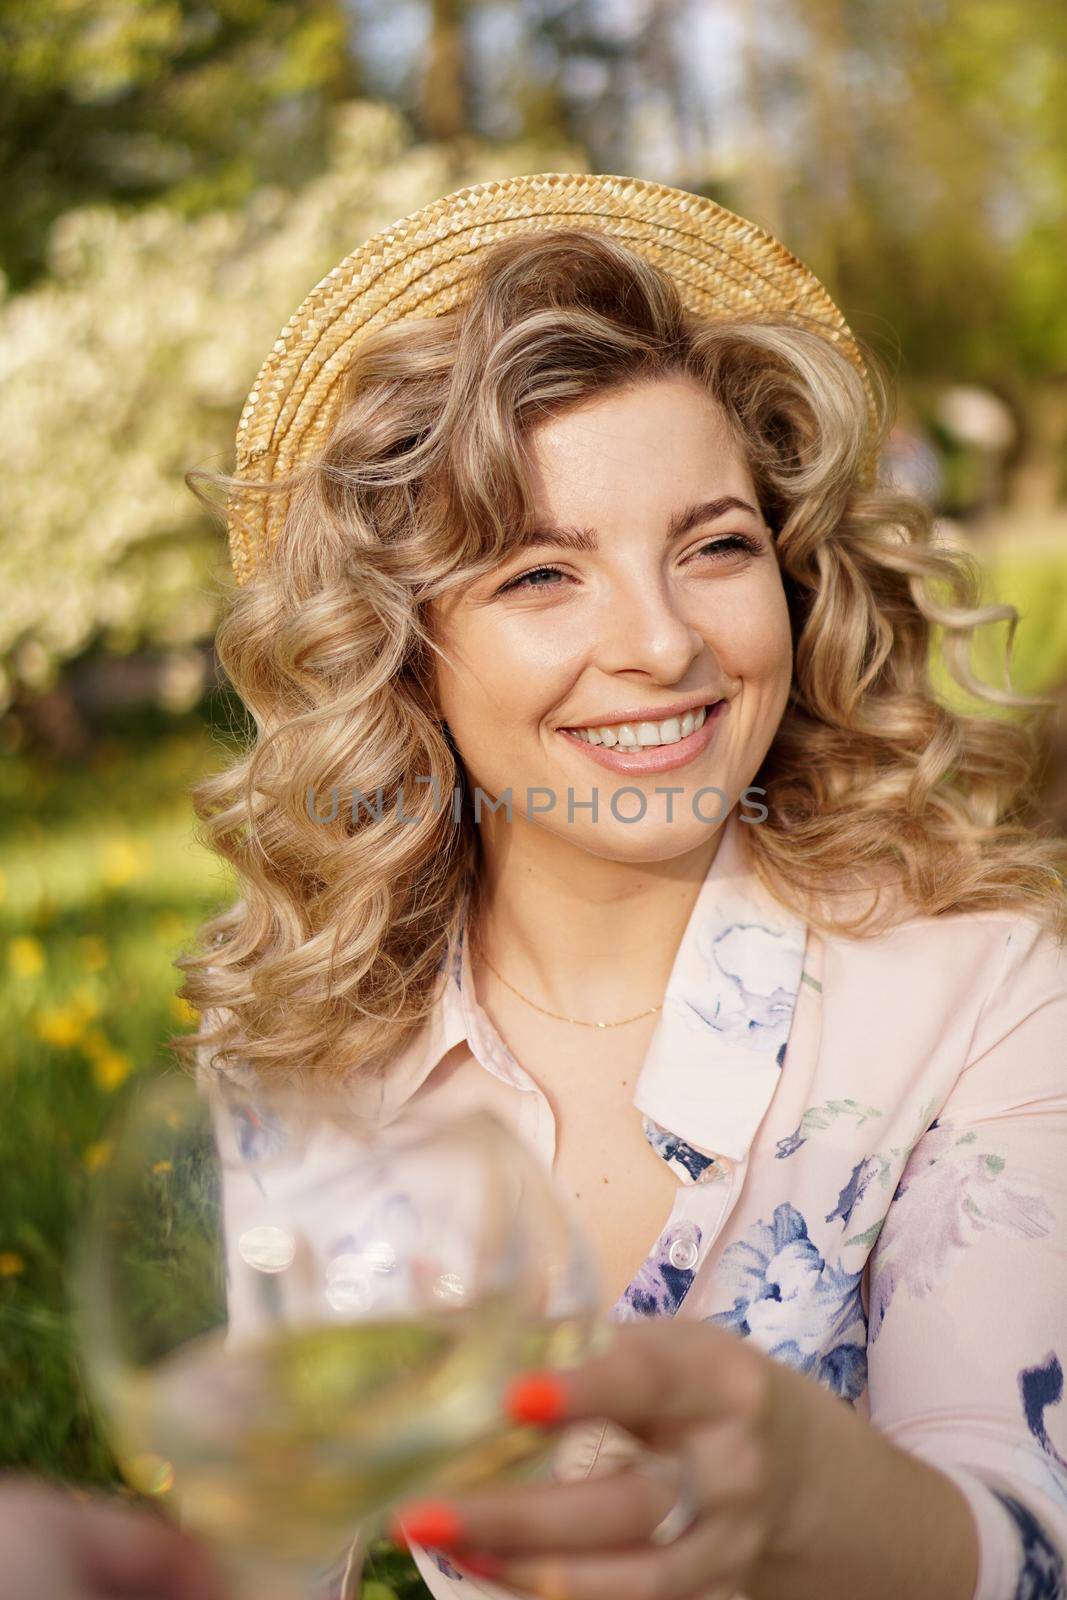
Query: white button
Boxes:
[
  {"xmin": 238, "ymin": 1224, "xmax": 294, "ymax": 1274},
  {"xmin": 668, "ymin": 1237, "xmax": 699, "ymax": 1271},
  {"xmin": 361, "ymin": 1239, "xmax": 397, "ymax": 1274},
  {"xmin": 324, "ymin": 1260, "xmax": 374, "ymax": 1313}
]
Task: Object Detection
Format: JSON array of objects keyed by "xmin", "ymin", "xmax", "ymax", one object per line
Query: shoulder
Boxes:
[{"xmin": 815, "ymin": 909, "xmax": 1066, "ymax": 1064}]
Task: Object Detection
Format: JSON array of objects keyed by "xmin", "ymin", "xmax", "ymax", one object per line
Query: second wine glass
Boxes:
[{"xmin": 74, "ymin": 1070, "xmax": 604, "ymax": 1600}]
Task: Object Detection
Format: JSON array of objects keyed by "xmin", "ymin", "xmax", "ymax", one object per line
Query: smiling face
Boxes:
[{"xmin": 429, "ymin": 373, "xmax": 795, "ymax": 865}]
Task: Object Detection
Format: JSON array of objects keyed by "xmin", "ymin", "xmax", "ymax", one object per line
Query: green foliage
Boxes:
[
  {"xmin": 0, "ymin": 708, "xmax": 432, "ymax": 1596},
  {"xmin": 928, "ymin": 536, "xmax": 1067, "ymax": 715},
  {"xmin": 0, "ymin": 0, "xmax": 358, "ymax": 292}
]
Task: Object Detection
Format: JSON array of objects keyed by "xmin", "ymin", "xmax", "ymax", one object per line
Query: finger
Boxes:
[
  {"xmin": 455, "ymin": 1510, "xmax": 761, "ymax": 1600},
  {"xmin": 64, "ymin": 1494, "xmax": 227, "ymax": 1600},
  {"xmin": 394, "ymin": 1414, "xmax": 769, "ymax": 1558},
  {"xmin": 507, "ymin": 1322, "xmax": 767, "ymax": 1435},
  {"xmin": 394, "ymin": 1460, "xmax": 685, "ymax": 1554}
]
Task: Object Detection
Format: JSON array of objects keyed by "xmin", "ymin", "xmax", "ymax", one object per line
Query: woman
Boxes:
[{"xmin": 179, "ymin": 176, "xmax": 1067, "ymax": 1600}]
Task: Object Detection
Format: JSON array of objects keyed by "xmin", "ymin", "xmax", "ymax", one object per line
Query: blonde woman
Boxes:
[{"xmin": 179, "ymin": 177, "xmax": 1067, "ymax": 1600}]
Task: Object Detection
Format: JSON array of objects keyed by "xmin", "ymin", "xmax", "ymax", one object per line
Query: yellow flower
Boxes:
[
  {"xmin": 69, "ymin": 985, "xmax": 101, "ymax": 1021},
  {"xmin": 92, "ymin": 1050, "xmax": 132, "ymax": 1092},
  {"xmin": 152, "ymin": 1160, "xmax": 173, "ymax": 1176},
  {"xmin": 170, "ymin": 994, "xmax": 199, "ymax": 1026},
  {"xmin": 83, "ymin": 1140, "xmax": 113, "ymax": 1174},
  {"xmin": 101, "ymin": 839, "xmax": 149, "ymax": 887},
  {"xmin": 78, "ymin": 936, "xmax": 108, "ymax": 973},
  {"xmin": 0, "ymin": 1252, "xmax": 25, "ymax": 1278},
  {"xmin": 34, "ymin": 1005, "xmax": 86, "ymax": 1049},
  {"xmin": 8, "ymin": 936, "xmax": 44, "ymax": 978}
]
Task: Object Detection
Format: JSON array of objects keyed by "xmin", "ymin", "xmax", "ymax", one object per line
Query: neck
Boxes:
[{"xmin": 469, "ymin": 811, "xmax": 730, "ymax": 1019}]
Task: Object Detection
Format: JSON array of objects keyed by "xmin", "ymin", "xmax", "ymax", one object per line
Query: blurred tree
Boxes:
[
  {"xmin": 0, "ymin": 0, "xmax": 360, "ymax": 292},
  {"xmin": 737, "ymin": 0, "xmax": 1067, "ymax": 510},
  {"xmin": 0, "ymin": 98, "xmax": 584, "ymax": 715},
  {"xmin": 419, "ymin": 0, "xmax": 470, "ymax": 139}
]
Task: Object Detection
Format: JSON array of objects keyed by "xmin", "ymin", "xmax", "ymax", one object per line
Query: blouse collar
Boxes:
[{"xmin": 376, "ymin": 808, "xmax": 810, "ymax": 1168}]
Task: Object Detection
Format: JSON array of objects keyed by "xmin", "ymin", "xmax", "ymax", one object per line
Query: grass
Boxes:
[{"xmin": 0, "ymin": 697, "xmax": 428, "ymax": 1598}]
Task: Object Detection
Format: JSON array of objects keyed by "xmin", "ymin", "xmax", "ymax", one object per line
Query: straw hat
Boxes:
[{"xmin": 227, "ymin": 171, "xmax": 878, "ymax": 585}]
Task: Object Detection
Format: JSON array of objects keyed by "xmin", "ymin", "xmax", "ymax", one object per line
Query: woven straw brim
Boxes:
[{"xmin": 228, "ymin": 172, "xmax": 878, "ymax": 584}]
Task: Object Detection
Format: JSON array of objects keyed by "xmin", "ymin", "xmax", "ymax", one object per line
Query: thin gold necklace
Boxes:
[{"xmin": 476, "ymin": 947, "xmax": 664, "ymax": 1030}]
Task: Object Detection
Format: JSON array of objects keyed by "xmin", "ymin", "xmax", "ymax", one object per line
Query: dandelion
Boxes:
[
  {"xmin": 152, "ymin": 1160, "xmax": 173, "ymax": 1176},
  {"xmin": 8, "ymin": 936, "xmax": 45, "ymax": 978},
  {"xmin": 101, "ymin": 839, "xmax": 147, "ymax": 886},
  {"xmin": 92, "ymin": 1050, "xmax": 132, "ymax": 1092},
  {"xmin": 0, "ymin": 1252, "xmax": 25, "ymax": 1278},
  {"xmin": 69, "ymin": 985, "xmax": 101, "ymax": 1021},
  {"xmin": 171, "ymin": 994, "xmax": 199, "ymax": 1026},
  {"xmin": 34, "ymin": 1005, "xmax": 86, "ymax": 1049}
]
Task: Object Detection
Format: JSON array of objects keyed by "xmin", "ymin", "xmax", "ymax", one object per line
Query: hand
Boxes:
[
  {"xmin": 0, "ymin": 1478, "xmax": 228, "ymax": 1600},
  {"xmin": 390, "ymin": 1321, "xmax": 820, "ymax": 1600}
]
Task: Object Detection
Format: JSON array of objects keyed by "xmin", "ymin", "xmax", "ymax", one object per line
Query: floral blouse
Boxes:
[{"xmin": 209, "ymin": 807, "xmax": 1067, "ymax": 1600}]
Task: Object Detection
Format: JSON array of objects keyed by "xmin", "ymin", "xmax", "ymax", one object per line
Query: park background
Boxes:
[{"xmin": 1, "ymin": 3, "xmax": 1066, "ymax": 1596}]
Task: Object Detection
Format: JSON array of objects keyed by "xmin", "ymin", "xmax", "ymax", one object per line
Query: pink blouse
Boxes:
[{"xmin": 211, "ymin": 807, "xmax": 1067, "ymax": 1600}]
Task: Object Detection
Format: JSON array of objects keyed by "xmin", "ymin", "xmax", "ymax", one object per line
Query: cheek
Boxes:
[
  {"xmin": 702, "ymin": 578, "xmax": 793, "ymax": 683},
  {"xmin": 434, "ymin": 618, "xmax": 569, "ymax": 734}
]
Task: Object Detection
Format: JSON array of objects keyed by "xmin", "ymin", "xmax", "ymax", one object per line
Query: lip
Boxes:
[
  {"xmin": 557, "ymin": 699, "xmax": 727, "ymax": 774},
  {"xmin": 557, "ymin": 693, "xmax": 722, "ymax": 732}
]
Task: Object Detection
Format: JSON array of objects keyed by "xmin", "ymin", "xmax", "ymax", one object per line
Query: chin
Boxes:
[{"xmin": 545, "ymin": 816, "xmax": 726, "ymax": 866}]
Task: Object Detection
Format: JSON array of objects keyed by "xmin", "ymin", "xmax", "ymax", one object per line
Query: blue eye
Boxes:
[{"xmin": 498, "ymin": 564, "xmax": 568, "ymax": 595}]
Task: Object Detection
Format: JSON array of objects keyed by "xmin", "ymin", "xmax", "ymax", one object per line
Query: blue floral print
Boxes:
[
  {"xmin": 988, "ymin": 1489, "xmax": 1066, "ymax": 1600},
  {"xmin": 775, "ymin": 1098, "xmax": 882, "ymax": 1160},
  {"xmin": 642, "ymin": 1116, "xmax": 718, "ymax": 1184},
  {"xmin": 614, "ymin": 1220, "xmax": 704, "ymax": 1321},
  {"xmin": 708, "ymin": 1203, "xmax": 868, "ymax": 1401},
  {"xmin": 825, "ymin": 1156, "xmax": 882, "ymax": 1228},
  {"xmin": 225, "ymin": 1088, "xmax": 289, "ymax": 1163},
  {"xmin": 1020, "ymin": 1353, "xmax": 1067, "ymax": 1488},
  {"xmin": 671, "ymin": 916, "xmax": 806, "ymax": 1055}
]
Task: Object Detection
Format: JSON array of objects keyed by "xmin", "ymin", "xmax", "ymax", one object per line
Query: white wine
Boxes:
[
  {"xmin": 421, "ymin": 1312, "xmax": 603, "ymax": 1494},
  {"xmin": 103, "ymin": 1308, "xmax": 594, "ymax": 1574}
]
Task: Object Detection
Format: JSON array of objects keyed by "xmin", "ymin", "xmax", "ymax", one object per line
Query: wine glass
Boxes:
[{"xmin": 72, "ymin": 1069, "xmax": 604, "ymax": 1599}]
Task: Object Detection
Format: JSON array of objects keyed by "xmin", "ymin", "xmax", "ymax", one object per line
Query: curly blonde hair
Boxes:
[{"xmin": 174, "ymin": 227, "xmax": 1067, "ymax": 1084}]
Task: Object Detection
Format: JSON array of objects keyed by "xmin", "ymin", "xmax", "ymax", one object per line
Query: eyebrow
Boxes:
[{"xmin": 512, "ymin": 496, "xmax": 763, "ymax": 551}]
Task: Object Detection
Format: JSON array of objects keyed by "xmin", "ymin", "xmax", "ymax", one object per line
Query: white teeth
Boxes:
[{"xmin": 565, "ymin": 704, "xmax": 713, "ymax": 748}]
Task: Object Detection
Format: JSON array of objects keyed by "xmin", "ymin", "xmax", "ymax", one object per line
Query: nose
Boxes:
[{"xmin": 592, "ymin": 569, "xmax": 706, "ymax": 684}]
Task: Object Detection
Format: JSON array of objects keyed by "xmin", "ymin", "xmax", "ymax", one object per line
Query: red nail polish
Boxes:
[
  {"xmin": 457, "ymin": 1551, "xmax": 504, "ymax": 1580},
  {"xmin": 388, "ymin": 1500, "xmax": 463, "ymax": 1550},
  {"xmin": 505, "ymin": 1370, "xmax": 569, "ymax": 1425}
]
